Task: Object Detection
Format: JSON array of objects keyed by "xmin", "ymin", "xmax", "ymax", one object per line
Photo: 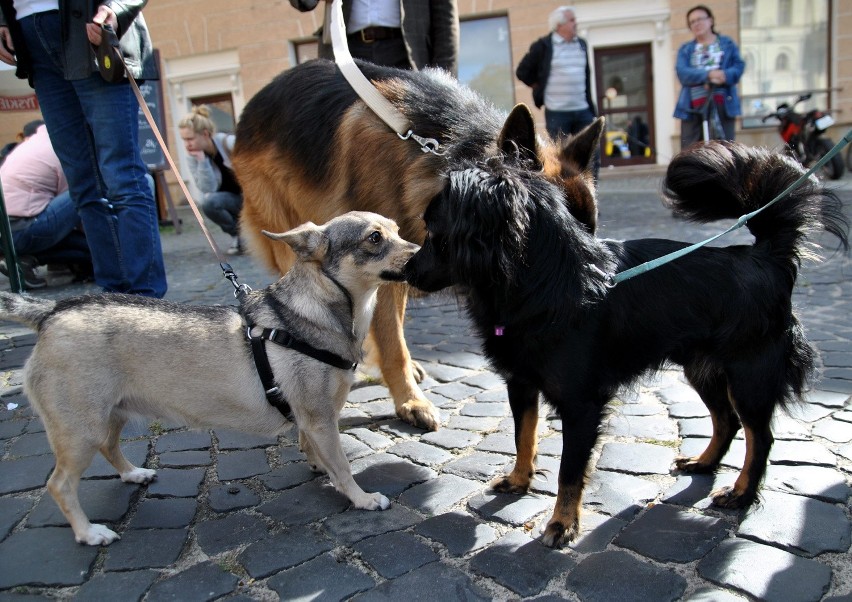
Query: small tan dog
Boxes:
[{"xmin": 0, "ymin": 211, "xmax": 418, "ymax": 546}]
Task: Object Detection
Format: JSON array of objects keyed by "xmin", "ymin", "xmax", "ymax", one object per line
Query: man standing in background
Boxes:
[{"xmin": 516, "ymin": 5, "xmax": 599, "ymax": 179}]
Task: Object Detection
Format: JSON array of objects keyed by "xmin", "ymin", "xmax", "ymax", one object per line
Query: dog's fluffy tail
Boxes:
[
  {"xmin": 0, "ymin": 292, "xmax": 55, "ymax": 330},
  {"xmin": 663, "ymin": 141, "xmax": 849, "ymax": 263}
]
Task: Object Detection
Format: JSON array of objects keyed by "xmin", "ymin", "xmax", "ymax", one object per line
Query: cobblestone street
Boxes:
[{"xmin": 1, "ymin": 171, "xmax": 850, "ymax": 601}]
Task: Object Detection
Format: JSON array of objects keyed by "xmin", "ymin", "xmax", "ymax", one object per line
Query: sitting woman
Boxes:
[{"xmin": 179, "ymin": 105, "xmax": 244, "ymax": 255}]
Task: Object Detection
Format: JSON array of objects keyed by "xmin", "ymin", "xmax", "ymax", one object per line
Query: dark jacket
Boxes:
[
  {"xmin": 0, "ymin": 0, "xmax": 157, "ymax": 85},
  {"xmin": 290, "ymin": 0, "xmax": 459, "ymax": 75},
  {"xmin": 516, "ymin": 34, "xmax": 596, "ymax": 114}
]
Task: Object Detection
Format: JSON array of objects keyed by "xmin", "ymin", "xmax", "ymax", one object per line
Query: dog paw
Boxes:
[
  {"xmin": 120, "ymin": 467, "xmax": 156, "ymax": 484},
  {"xmin": 674, "ymin": 455, "xmax": 715, "ymax": 474},
  {"xmin": 489, "ymin": 474, "xmax": 531, "ymax": 494},
  {"xmin": 77, "ymin": 524, "xmax": 120, "ymax": 546},
  {"xmin": 397, "ymin": 399, "xmax": 440, "ymax": 431},
  {"xmin": 710, "ymin": 485, "xmax": 754, "ymax": 509},
  {"xmin": 356, "ymin": 492, "xmax": 391, "ymax": 511},
  {"xmin": 539, "ymin": 518, "xmax": 579, "ymax": 548}
]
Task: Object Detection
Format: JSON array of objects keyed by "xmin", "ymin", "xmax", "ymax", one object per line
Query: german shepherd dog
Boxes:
[
  {"xmin": 404, "ymin": 135, "xmax": 849, "ymax": 548},
  {"xmin": 0, "ymin": 211, "xmax": 418, "ymax": 546},
  {"xmin": 232, "ymin": 58, "xmax": 600, "ymax": 432}
]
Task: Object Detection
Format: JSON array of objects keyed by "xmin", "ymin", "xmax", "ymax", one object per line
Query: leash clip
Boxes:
[
  {"xmin": 398, "ymin": 130, "xmax": 445, "ymax": 156},
  {"xmin": 588, "ymin": 263, "xmax": 616, "ymax": 289},
  {"xmin": 221, "ymin": 262, "xmax": 252, "ymax": 299}
]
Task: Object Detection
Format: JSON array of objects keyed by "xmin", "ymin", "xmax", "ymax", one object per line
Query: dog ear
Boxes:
[
  {"xmin": 559, "ymin": 116, "xmax": 605, "ymax": 174},
  {"xmin": 262, "ymin": 224, "xmax": 328, "ymax": 260},
  {"xmin": 497, "ymin": 104, "xmax": 542, "ymax": 170}
]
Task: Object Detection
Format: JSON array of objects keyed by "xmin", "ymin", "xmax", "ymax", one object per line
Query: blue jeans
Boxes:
[
  {"xmin": 545, "ymin": 107, "xmax": 600, "ymax": 181},
  {"xmin": 202, "ymin": 191, "xmax": 243, "ymax": 237},
  {"xmin": 11, "ymin": 191, "xmax": 91, "ymax": 265},
  {"xmin": 19, "ymin": 11, "xmax": 167, "ymax": 297}
]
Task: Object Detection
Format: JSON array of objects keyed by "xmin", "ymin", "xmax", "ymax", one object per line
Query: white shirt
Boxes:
[
  {"xmin": 12, "ymin": 0, "xmax": 59, "ymax": 20},
  {"xmin": 347, "ymin": 0, "xmax": 401, "ymax": 34},
  {"xmin": 544, "ymin": 32, "xmax": 589, "ymax": 112}
]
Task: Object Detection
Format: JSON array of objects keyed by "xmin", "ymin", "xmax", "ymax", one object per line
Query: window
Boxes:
[
  {"xmin": 190, "ymin": 94, "xmax": 236, "ymax": 134},
  {"xmin": 288, "ymin": 16, "xmax": 516, "ymax": 112},
  {"xmin": 741, "ymin": 0, "xmax": 755, "ymax": 28},
  {"xmin": 777, "ymin": 0, "xmax": 792, "ymax": 26},
  {"xmin": 294, "ymin": 40, "xmax": 319, "ymax": 65},
  {"xmin": 739, "ymin": 0, "xmax": 829, "ymax": 128},
  {"xmin": 458, "ymin": 15, "xmax": 514, "ymax": 112}
]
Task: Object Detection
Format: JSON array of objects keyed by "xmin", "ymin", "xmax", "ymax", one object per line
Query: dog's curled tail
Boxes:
[
  {"xmin": 663, "ymin": 141, "xmax": 849, "ymax": 261},
  {"xmin": 0, "ymin": 291, "xmax": 55, "ymax": 330}
]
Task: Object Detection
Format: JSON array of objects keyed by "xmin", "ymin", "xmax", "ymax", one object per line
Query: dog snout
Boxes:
[
  {"xmin": 401, "ymin": 242, "xmax": 420, "ymax": 270},
  {"xmin": 393, "ymin": 239, "xmax": 419, "ymax": 263},
  {"xmin": 402, "ymin": 251, "xmax": 421, "ymax": 286},
  {"xmin": 405, "ymin": 241, "xmax": 420, "ymax": 258}
]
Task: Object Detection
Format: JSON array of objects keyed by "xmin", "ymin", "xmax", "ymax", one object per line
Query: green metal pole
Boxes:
[{"xmin": 0, "ymin": 180, "xmax": 24, "ymax": 293}]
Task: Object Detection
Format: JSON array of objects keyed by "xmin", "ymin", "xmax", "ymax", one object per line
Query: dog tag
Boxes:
[{"xmin": 494, "ymin": 325, "xmax": 505, "ymax": 336}]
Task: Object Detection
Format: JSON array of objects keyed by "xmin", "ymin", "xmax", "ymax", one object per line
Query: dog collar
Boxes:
[{"xmin": 245, "ymin": 324, "xmax": 357, "ymax": 420}]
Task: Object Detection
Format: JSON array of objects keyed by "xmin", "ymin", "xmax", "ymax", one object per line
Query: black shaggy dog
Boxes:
[{"xmin": 405, "ymin": 139, "xmax": 849, "ymax": 548}]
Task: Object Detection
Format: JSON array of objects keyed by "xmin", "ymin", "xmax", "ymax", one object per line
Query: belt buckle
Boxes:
[{"xmin": 360, "ymin": 28, "xmax": 376, "ymax": 43}]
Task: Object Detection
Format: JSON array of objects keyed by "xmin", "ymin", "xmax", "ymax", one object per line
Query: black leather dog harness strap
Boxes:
[{"xmin": 246, "ymin": 325, "xmax": 357, "ymax": 420}]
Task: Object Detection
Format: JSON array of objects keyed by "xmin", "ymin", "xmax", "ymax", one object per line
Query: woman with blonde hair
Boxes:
[{"xmin": 179, "ymin": 105, "xmax": 244, "ymax": 254}]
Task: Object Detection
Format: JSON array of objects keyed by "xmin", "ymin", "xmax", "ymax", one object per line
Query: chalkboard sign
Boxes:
[
  {"xmin": 137, "ymin": 75, "xmax": 166, "ymax": 170},
  {"xmin": 135, "ymin": 49, "xmax": 167, "ymax": 171}
]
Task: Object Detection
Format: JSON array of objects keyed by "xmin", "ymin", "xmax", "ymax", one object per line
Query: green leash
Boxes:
[{"xmin": 607, "ymin": 129, "xmax": 852, "ymax": 286}]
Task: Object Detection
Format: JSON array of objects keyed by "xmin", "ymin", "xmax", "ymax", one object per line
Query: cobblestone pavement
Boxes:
[{"xmin": 1, "ymin": 172, "xmax": 850, "ymax": 601}]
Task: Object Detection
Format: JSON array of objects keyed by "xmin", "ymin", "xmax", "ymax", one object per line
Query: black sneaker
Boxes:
[{"xmin": 0, "ymin": 255, "xmax": 47, "ymax": 289}]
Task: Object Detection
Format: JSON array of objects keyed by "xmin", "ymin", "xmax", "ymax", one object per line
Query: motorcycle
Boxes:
[{"xmin": 762, "ymin": 93, "xmax": 845, "ymax": 180}]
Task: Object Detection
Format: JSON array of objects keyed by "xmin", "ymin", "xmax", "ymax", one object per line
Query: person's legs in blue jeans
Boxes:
[
  {"xmin": 11, "ymin": 191, "xmax": 91, "ymax": 264},
  {"xmin": 77, "ymin": 77, "xmax": 167, "ymax": 296},
  {"xmin": 20, "ymin": 12, "xmax": 167, "ymax": 298},
  {"xmin": 545, "ymin": 108, "xmax": 600, "ymax": 181},
  {"xmin": 201, "ymin": 192, "xmax": 242, "ymax": 237},
  {"xmin": 545, "ymin": 109, "xmax": 571, "ymax": 140}
]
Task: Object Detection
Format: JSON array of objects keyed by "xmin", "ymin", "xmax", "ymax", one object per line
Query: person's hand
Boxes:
[
  {"xmin": 86, "ymin": 5, "xmax": 118, "ymax": 46},
  {"xmin": 188, "ymin": 149, "xmax": 207, "ymax": 160},
  {"xmin": 707, "ymin": 69, "xmax": 727, "ymax": 85},
  {"xmin": 0, "ymin": 26, "xmax": 16, "ymax": 67}
]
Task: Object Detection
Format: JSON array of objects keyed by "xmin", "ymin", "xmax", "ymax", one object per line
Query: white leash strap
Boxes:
[{"xmin": 328, "ymin": 0, "xmax": 444, "ymax": 155}]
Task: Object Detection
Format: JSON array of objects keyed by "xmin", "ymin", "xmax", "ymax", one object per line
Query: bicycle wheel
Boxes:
[{"xmin": 812, "ymin": 138, "xmax": 845, "ymax": 180}]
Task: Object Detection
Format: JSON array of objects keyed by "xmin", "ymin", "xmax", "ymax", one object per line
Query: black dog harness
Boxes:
[
  {"xmin": 228, "ymin": 259, "xmax": 358, "ymax": 421},
  {"xmin": 246, "ymin": 325, "xmax": 357, "ymax": 420}
]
